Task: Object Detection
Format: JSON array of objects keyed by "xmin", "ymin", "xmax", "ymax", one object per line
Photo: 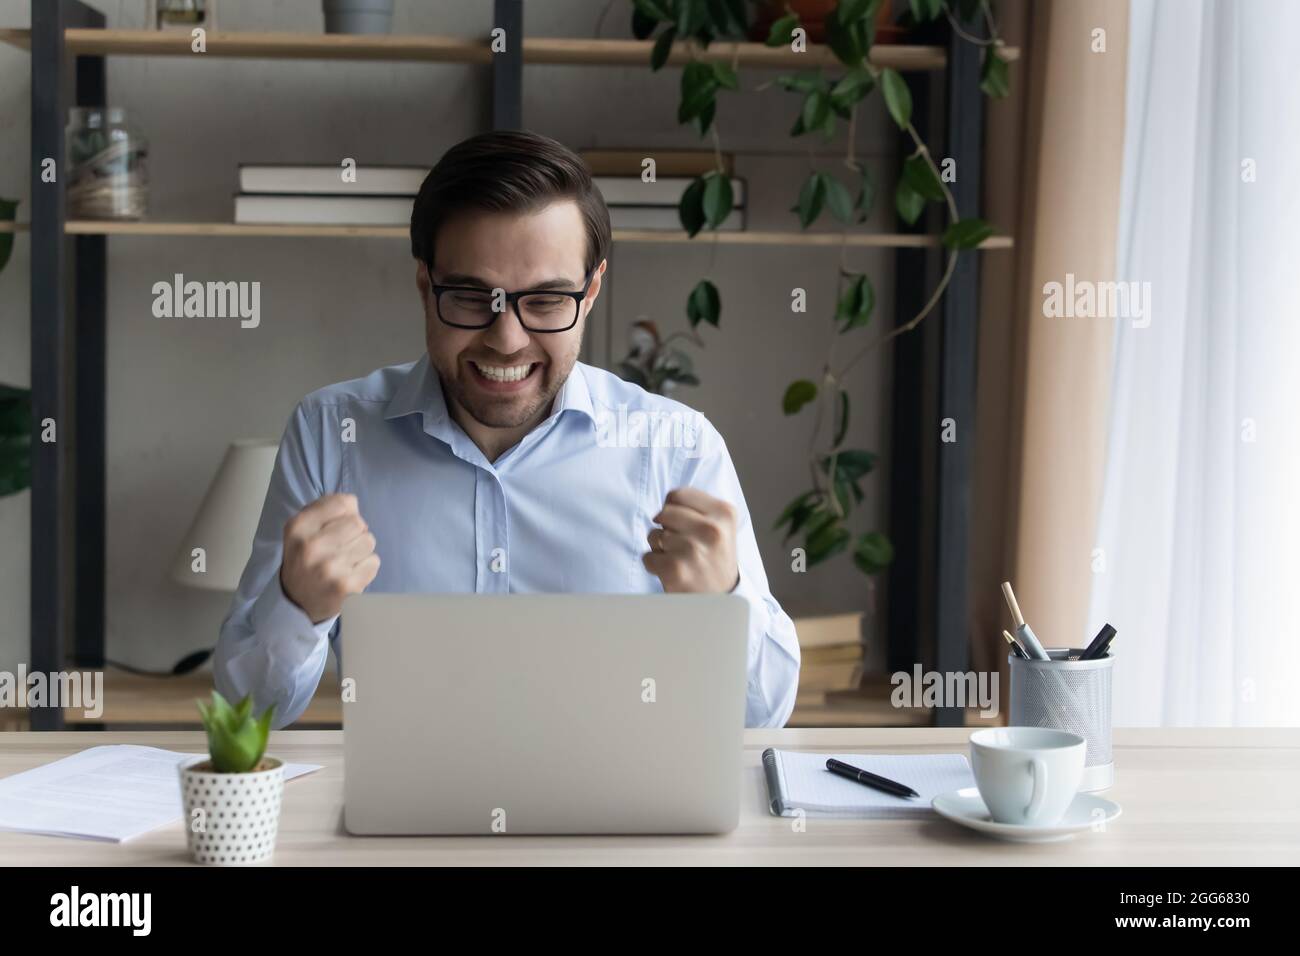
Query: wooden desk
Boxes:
[{"xmin": 1, "ymin": 728, "xmax": 1296, "ymax": 865}]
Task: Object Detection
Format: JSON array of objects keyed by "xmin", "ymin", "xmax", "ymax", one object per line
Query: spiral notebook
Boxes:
[{"xmin": 762, "ymin": 749, "xmax": 975, "ymax": 818}]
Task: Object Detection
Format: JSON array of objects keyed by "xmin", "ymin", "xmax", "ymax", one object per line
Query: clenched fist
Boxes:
[
  {"xmin": 642, "ymin": 487, "xmax": 740, "ymax": 594},
  {"xmin": 279, "ymin": 493, "xmax": 380, "ymax": 624}
]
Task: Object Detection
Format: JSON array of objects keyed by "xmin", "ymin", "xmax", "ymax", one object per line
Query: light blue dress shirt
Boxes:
[{"xmin": 214, "ymin": 354, "xmax": 801, "ymax": 729}]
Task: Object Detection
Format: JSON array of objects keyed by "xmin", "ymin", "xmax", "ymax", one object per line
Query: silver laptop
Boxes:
[{"xmin": 341, "ymin": 593, "xmax": 749, "ymax": 835}]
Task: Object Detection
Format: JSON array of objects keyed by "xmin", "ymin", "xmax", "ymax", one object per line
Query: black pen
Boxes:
[
  {"xmin": 1080, "ymin": 623, "xmax": 1117, "ymax": 660},
  {"xmin": 825, "ymin": 758, "xmax": 919, "ymax": 799},
  {"xmin": 1003, "ymin": 629, "xmax": 1030, "ymax": 660}
]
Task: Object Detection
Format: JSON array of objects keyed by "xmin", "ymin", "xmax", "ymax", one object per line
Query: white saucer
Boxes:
[{"xmin": 931, "ymin": 788, "xmax": 1122, "ymax": 843}]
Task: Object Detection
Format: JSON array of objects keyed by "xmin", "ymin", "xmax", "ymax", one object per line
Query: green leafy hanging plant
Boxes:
[{"xmin": 620, "ymin": 0, "xmax": 1010, "ymax": 579}]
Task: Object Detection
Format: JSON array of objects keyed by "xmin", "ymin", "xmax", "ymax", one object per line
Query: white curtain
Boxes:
[{"xmin": 1088, "ymin": 0, "xmax": 1300, "ymax": 726}]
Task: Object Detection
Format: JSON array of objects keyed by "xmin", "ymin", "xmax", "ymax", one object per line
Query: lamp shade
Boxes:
[{"xmin": 171, "ymin": 440, "xmax": 279, "ymax": 591}]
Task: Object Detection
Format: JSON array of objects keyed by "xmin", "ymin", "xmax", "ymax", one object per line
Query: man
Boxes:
[{"xmin": 214, "ymin": 130, "xmax": 800, "ymax": 728}]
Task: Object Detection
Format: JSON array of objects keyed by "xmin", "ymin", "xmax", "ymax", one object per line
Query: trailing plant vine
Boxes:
[{"xmin": 620, "ymin": 0, "xmax": 1009, "ymax": 577}]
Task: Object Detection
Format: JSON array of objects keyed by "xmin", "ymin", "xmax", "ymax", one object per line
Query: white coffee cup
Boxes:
[{"xmin": 969, "ymin": 727, "xmax": 1086, "ymax": 826}]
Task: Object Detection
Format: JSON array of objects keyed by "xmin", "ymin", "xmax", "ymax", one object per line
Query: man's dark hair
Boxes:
[{"xmin": 410, "ymin": 129, "xmax": 611, "ymax": 277}]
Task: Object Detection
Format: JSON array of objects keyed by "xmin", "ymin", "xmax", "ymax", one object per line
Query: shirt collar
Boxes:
[
  {"xmin": 553, "ymin": 359, "xmax": 596, "ymax": 422},
  {"xmin": 383, "ymin": 353, "xmax": 449, "ymax": 433}
]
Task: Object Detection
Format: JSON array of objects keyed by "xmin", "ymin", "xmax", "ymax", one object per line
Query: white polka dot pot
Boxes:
[{"xmin": 179, "ymin": 756, "xmax": 285, "ymax": 866}]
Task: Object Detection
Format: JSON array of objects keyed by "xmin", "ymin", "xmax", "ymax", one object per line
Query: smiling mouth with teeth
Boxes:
[{"xmin": 469, "ymin": 360, "xmax": 539, "ymax": 384}]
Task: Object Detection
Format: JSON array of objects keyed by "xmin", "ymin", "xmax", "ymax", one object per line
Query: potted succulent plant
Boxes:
[{"xmin": 180, "ymin": 691, "xmax": 283, "ymax": 865}]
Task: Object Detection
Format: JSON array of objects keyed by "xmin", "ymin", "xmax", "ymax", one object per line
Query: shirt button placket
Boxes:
[{"xmin": 476, "ymin": 469, "xmax": 509, "ymax": 593}]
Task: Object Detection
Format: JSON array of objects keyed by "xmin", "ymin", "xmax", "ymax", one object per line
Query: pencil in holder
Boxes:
[{"xmin": 1008, "ymin": 648, "xmax": 1114, "ymax": 792}]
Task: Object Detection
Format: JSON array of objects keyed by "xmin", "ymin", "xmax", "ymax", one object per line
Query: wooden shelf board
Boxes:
[
  {"xmin": 39, "ymin": 220, "xmax": 1011, "ymax": 249},
  {"xmin": 4, "ymin": 220, "xmax": 1013, "ymax": 248},
  {"xmin": 0, "ymin": 28, "xmax": 490, "ymax": 62},
  {"xmin": 530, "ymin": 37, "xmax": 954, "ymax": 70},
  {"xmin": 66, "ymin": 220, "xmax": 407, "ymax": 238},
  {"xmin": 615, "ymin": 228, "xmax": 1014, "ymax": 249},
  {"xmin": 787, "ymin": 679, "xmax": 1006, "ymax": 728},
  {"xmin": 0, "ymin": 666, "xmax": 341, "ymax": 729},
  {"xmin": 0, "ymin": 28, "xmax": 1017, "ymax": 70}
]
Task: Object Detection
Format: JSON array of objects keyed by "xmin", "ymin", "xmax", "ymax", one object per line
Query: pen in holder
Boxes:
[{"xmin": 1008, "ymin": 649, "xmax": 1114, "ymax": 792}]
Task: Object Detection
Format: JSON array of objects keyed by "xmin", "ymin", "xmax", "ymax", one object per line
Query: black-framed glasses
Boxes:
[{"xmin": 427, "ymin": 264, "xmax": 596, "ymax": 333}]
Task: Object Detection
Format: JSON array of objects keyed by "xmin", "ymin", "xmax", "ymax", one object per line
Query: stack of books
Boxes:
[
  {"xmin": 580, "ymin": 148, "xmax": 747, "ymax": 231},
  {"xmin": 235, "ymin": 164, "xmax": 426, "ymax": 225},
  {"xmin": 235, "ymin": 152, "xmax": 749, "ymax": 231},
  {"xmin": 792, "ymin": 612, "xmax": 867, "ymax": 708}
]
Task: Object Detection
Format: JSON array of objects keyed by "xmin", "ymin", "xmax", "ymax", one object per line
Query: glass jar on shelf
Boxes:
[
  {"xmin": 65, "ymin": 107, "xmax": 149, "ymax": 221},
  {"xmin": 154, "ymin": 0, "xmax": 211, "ymax": 30}
]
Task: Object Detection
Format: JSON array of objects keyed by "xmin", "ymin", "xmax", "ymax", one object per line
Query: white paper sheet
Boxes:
[{"xmin": 0, "ymin": 745, "xmax": 320, "ymax": 842}]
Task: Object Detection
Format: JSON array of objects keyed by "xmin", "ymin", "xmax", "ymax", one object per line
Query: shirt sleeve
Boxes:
[
  {"xmin": 676, "ymin": 427, "xmax": 801, "ymax": 728},
  {"xmin": 213, "ymin": 403, "xmax": 339, "ymax": 730}
]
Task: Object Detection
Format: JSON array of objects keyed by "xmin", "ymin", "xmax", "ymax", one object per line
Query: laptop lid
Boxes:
[{"xmin": 341, "ymin": 593, "xmax": 749, "ymax": 835}]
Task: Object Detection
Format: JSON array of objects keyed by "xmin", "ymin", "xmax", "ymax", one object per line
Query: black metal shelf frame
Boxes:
[{"xmin": 888, "ymin": 25, "xmax": 984, "ymax": 727}]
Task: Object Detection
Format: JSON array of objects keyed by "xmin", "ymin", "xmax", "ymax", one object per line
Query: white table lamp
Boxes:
[{"xmin": 171, "ymin": 440, "xmax": 278, "ymax": 591}]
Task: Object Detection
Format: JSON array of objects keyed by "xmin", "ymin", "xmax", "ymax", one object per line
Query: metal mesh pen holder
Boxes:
[{"xmin": 1009, "ymin": 649, "xmax": 1114, "ymax": 792}]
